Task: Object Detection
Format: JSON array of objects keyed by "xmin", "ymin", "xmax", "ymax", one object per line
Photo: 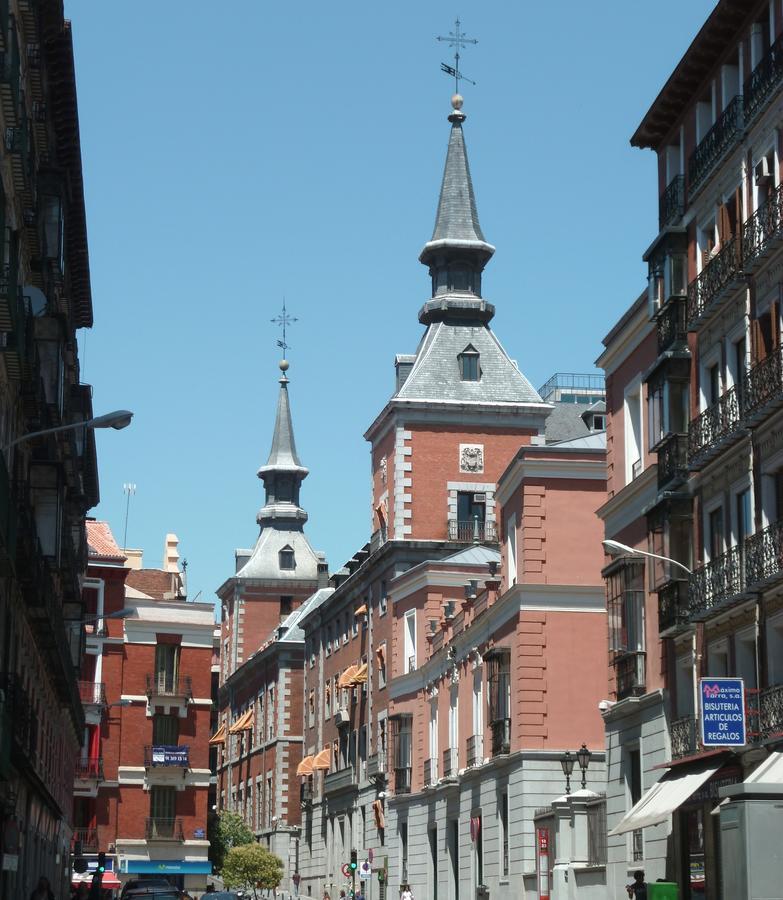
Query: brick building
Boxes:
[
  {"xmin": 598, "ymin": 3, "xmax": 783, "ymax": 897},
  {"xmin": 73, "ymin": 522, "xmax": 214, "ymax": 894},
  {"xmin": 0, "ymin": 4, "xmax": 102, "ymax": 898}
]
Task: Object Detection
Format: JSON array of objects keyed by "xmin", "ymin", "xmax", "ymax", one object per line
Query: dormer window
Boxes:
[
  {"xmin": 279, "ymin": 545, "xmax": 295, "ymax": 570},
  {"xmin": 459, "ymin": 345, "xmax": 480, "ymax": 382}
]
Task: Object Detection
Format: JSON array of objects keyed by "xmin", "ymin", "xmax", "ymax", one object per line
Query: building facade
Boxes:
[
  {"xmin": 599, "ymin": 3, "xmax": 783, "ymax": 897},
  {"xmin": 0, "ymin": 4, "xmax": 100, "ymax": 898},
  {"xmin": 73, "ymin": 522, "xmax": 214, "ymax": 894}
]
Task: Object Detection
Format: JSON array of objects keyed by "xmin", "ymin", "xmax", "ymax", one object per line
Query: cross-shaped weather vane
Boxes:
[
  {"xmin": 437, "ymin": 17, "xmax": 478, "ymax": 92},
  {"xmin": 271, "ymin": 299, "xmax": 298, "ymax": 359}
]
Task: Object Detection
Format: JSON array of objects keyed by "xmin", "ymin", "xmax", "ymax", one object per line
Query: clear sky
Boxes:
[{"xmin": 65, "ymin": 0, "xmax": 716, "ymax": 608}]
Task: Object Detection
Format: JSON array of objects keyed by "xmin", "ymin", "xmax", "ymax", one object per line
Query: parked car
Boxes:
[
  {"xmin": 205, "ymin": 893, "xmax": 240, "ymax": 900},
  {"xmin": 120, "ymin": 879, "xmax": 172, "ymax": 899}
]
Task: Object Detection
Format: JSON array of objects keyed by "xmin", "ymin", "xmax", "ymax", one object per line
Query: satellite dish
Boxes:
[{"xmin": 22, "ymin": 285, "xmax": 47, "ymax": 316}]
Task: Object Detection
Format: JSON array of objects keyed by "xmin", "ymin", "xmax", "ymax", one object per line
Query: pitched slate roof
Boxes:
[
  {"xmin": 278, "ymin": 587, "xmax": 334, "ymax": 642},
  {"xmin": 543, "ymin": 402, "xmax": 594, "ymax": 444},
  {"xmin": 549, "ymin": 432, "xmax": 606, "ymax": 451},
  {"xmin": 394, "ymin": 321, "xmax": 545, "ymax": 406},
  {"xmin": 235, "ymin": 527, "xmax": 320, "ymax": 581},
  {"xmin": 441, "ymin": 545, "xmax": 500, "ymax": 566}
]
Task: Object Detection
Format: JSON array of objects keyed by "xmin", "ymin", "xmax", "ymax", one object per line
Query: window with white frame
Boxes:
[
  {"xmin": 506, "ymin": 514, "xmax": 517, "ymax": 588},
  {"xmin": 428, "ymin": 700, "xmax": 438, "ymax": 770},
  {"xmin": 403, "ymin": 610, "xmax": 416, "ymax": 672},
  {"xmin": 624, "ymin": 381, "xmax": 643, "ymax": 483}
]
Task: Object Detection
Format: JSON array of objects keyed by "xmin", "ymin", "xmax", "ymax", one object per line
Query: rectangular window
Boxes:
[
  {"xmin": 152, "ymin": 714, "xmax": 178, "ymax": 745},
  {"xmin": 429, "ymin": 702, "xmax": 438, "ymax": 765},
  {"xmin": 352, "ymin": 609, "xmax": 359, "ymax": 638},
  {"xmin": 500, "ymin": 792, "xmax": 509, "ymax": 877},
  {"xmin": 280, "ymin": 595, "xmax": 293, "ymax": 617},
  {"xmin": 154, "ymin": 644, "xmax": 179, "ymax": 693},
  {"xmin": 449, "ymin": 686, "xmax": 458, "ymax": 750},
  {"xmin": 607, "ymin": 561, "xmax": 645, "ymax": 654},
  {"xmin": 736, "ymin": 488, "xmax": 752, "ymax": 545},
  {"xmin": 380, "ymin": 580, "xmax": 388, "ymax": 615},
  {"xmin": 475, "ymin": 813, "xmax": 484, "ymax": 887},
  {"xmin": 628, "ymin": 748, "xmax": 643, "ymax": 861},
  {"xmin": 325, "ymin": 682, "xmax": 331, "ymax": 719},
  {"xmin": 487, "ymin": 649, "xmax": 511, "ymax": 756},
  {"xmin": 400, "ymin": 821, "xmax": 409, "ymax": 883},
  {"xmin": 624, "ymin": 385, "xmax": 642, "ymax": 482},
  {"xmin": 268, "ymin": 686, "xmax": 275, "ymax": 741},
  {"xmin": 266, "ymin": 776, "xmax": 273, "ymax": 826},
  {"xmin": 149, "ymin": 785, "xmax": 176, "ymax": 833},
  {"xmin": 709, "ymin": 506, "xmax": 725, "ymax": 559},
  {"xmin": 391, "ymin": 715, "xmax": 412, "ymax": 793},
  {"xmin": 377, "ymin": 642, "xmax": 387, "ymax": 689},
  {"xmin": 506, "ymin": 514, "xmax": 517, "ymax": 587},
  {"xmin": 404, "ymin": 610, "xmax": 416, "ymax": 672}
]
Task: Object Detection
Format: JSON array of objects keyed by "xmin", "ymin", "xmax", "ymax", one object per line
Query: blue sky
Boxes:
[{"xmin": 66, "ymin": 0, "xmax": 715, "ymax": 608}]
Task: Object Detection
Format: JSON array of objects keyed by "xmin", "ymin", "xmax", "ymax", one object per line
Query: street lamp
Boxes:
[
  {"xmin": 576, "ymin": 743, "xmax": 592, "ymax": 789},
  {"xmin": 3, "ymin": 409, "xmax": 134, "ymax": 451},
  {"xmin": 560, "ymin": 750, "xmax": 575, "ymax": 794},
  {"xmin": 67, "ymin": 608, "xmax": 133, "ymax": 629},
  {"xmin": 602, "ymin": 539, "xmax": 692, "ymax": 575}
]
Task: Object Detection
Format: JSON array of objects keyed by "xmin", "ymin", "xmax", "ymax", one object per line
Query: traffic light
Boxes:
[
  {"xmin": 378, "ymin": 869, "xmax": 386, "ymax": 884},
  {"xmin": 97, "ymin": 852, "xmax": 106, "ymax": 874},
  {"xmin": 349, "ymin": 849, "xmax": 357, "ymax": 873}
]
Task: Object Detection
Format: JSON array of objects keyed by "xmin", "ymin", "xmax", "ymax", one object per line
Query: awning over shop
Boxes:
[
  {"xmin": 354, "ymin": 605, "xmax": 368, "ymax": 617},
  {"xmin": 72, "ymin": 872, "xmax": 121, "ymax": 888},
  {"xmin": 609, "ymin": 760, "xmax": 721, "ymax": 835},
  {"xmin": 123, "ymin": 859, "xmax": 212, "ymax": 874},
  {"xmin": 338, "ymin": 666, "xmax": 359, "ymax": 688},
  {"xmin": 297, "ymin": 755, "xmax": 314, "ymax": 776},
  {"xmin": 208, "ymin": 723, "xmax": 226, "ymax": 745},
  {"xmin": 746, "ymin": 750, "xmax": 783, "ymax": 783},
  {"xmin": 351, "ymin": 663, "xmax": 368, "ymax": 684},
  {"xmin": 313, "ymin": 746, "xmax": 332, "ymax": 771},
  {"xmin": 228, "ymin": 709, "xmax": 253, "ymax": 733}
]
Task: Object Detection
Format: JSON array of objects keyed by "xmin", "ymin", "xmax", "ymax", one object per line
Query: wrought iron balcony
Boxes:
[
  {"xmin": 300, "ymin": 780, "xmax": 313, "ymax": 806},
  {"xmin": 75, "ymin": 757, "xmax": 104, "ymax": 781},
  {"xmin": 656, "ymin": 433, "xmax": 688, "ymax": 490},
  {"xmin": 367, "ymin": 749, "xmax": 387, "ymax": 779},
  {"xmin": 657, "ymin": 579, "xmax": 691, "ymax": 635},
  {"xmin": 687, "ymin": 387, "xmax": 744, "ymax": 469},
  {"xmin": 466, "ymin": 733, "xmax": 483, "ymax": 767},
  {"xmin": 745, "ymin": 520, "xmax": 783, "ymax": 590},
  {"xmin": 760, "ymin": 683, "xmax": 783, "ymax": 738},
  {"xmin": 78, "ymin": 681, "xmax": 106, "ymax": 706},
  {"xmin": 0, "ymin": 31, "xmax": 20, "ymax": 126},
  {"xmin": 324, "ymin": 764, "xmax": 358, "ymax": 795},
  {"xmin": 448, "ymin": 518, "xmax": 497, "ymax": 543},
  {"xmin": 671, "ymin": 715, "xmax": 697, "ymax": 760},
  {"xmin": 689, "ymin": 545, "xmax": 745, "ymax": 617},
  {"xmin": 686, "ymin": 236, "xmax": 744, "ymax": 328},
  {"xmin": 144, "ymin": 745, "xmax": 190, "ymax": 768},
  {"xmin": 490, "ymin": 718, "xmax": 511, "ymax": 757},
  {"xmin": 442, "ymin": 747, "xmax": 459, "ymax": 778},
  {"xmin": 656, "ymin": 296, "xmax": 687, "ymax": 355},
  {"xmin": 614, "ymin": 652, "xmax": 646, "ymax": 700},
  {"xmin": 145, "ymin": 817, "xmax": 184, "ymax": 841},
  {"xmin": 743, "ymin": 348, "xmax": 783, "ymax": 425},
  {"xmin": 688, "ymin": 95, "xmax": 743, "ymax": 194},
  {"xmin": 72, "ymin": 827, "xmax": 99, "ymax": 853},
  {"xmin": 145, "ymin": 673, "xmax": 192, "ymax": 700},
  {"xmin": 742, "ymin": 182, "xmax": 783, "ymax": 272},
  {"xmin": 659, "ymin": 175, "xmax": 686, "ymax": 228},
  {"xmin": 423, "ymin": 757, "xmax": 437, "ymax": 787},
  {"xmin": 394, "ymin": 765, "xmax": 412, "ymax": 795},
  {"xmin": 744, "ymin": 32, "xmax": 783, "ymax": 126}
]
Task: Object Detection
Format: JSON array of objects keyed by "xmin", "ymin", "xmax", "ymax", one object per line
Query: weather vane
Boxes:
[
  {"xmin": 437, "ymin": 17, "xmax": 477, "ymax": 92},
  {"xmin": 271, "ymin": 298, "xmax": 297, "ymax": 359}
]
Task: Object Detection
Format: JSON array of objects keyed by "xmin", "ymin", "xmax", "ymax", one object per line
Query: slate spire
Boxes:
[{"xmin": 419, "ymin": 94, "xmax": 496, "ymax": 325}]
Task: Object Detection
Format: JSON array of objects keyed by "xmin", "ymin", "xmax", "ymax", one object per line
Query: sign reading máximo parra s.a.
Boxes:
[{"xmin": 700, "ymin": 677, "xmax": 746, "ymax": 747}]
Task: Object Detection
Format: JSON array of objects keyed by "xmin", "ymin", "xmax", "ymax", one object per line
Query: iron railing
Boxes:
[
  {"xmin": 442, "ymin": 747, "xmax": 459, "ymax": 778},
  {"xmin": 490, "ymin": 718, "xmax": 511, "ymax": 757},
  {"xmin": 586, "ymin": 797, "xmax": 607, "ymax": 866},
  {"xmin": 423, "ymin": 757, "xmax": 437, "ymax": 786},
  {"xmin": 324, "ymin": 764, "xmax": 358, "ymax": 794},
  {"xmin": 466, "ymin": 733, "xmax": 483, "ymax": 767},
  {"xmin": 615, "ymin": 652, "xmax": 646, "ymax": 700},
  {"xmin": 77, "ymin": 681, "xmax": 106, "ymax": 706},
  {"xmin": 742, "ymin": 181, "xmax": 783, "ymax": 269},
  {"xmin": 745, "ymin": 520, "xmax": 783, "ymax": 588},
  {"xmin": 75, "ymin": 757, "xmax": 103, "ymax": 780},
  {"xmin": 688, "ymin": 95, "xmax": 743, "ymax": 193},
  {"xmin": 447, "ymin": 519, "xmax": 497, "ymax": 543},
  {"xmin": 656, "ymin": 433, "xmax": 688, "ymax": 489},
  {"xmin": 656, "ymin": 296, "xmax": 687, "ymax": 354},
  {"xmin": 72, "ymin": 827, "xmax": 99, "ymax": 852},
  {"xmin": 659, "ymin": 175, "xmax": 686, "ymax": 228},
  {"xmin": 145, "ymin": 817, "xmax": 184, "ymax": 841},
  {"xmin": 657, "ymin": 579, "xmax": 690, "ymax": 633},
  {"xmin": 760, "ymin": 683, "xmax": 783, "ymax": 738},
  {"xmin": 394, "ymin": 766, "xmax": 411, "ymax": 794},
  {"xmin": 744, "ymin": 32, "xmax": 783, "ymax": 125},
  {"xmin": 686, "ymin": 235, "xmax": 743, "ymax": 327},
  {"xmin": 145, "ymin": 673, "xmax": 192, "ymax": 699},
  {"xmin": 687, "ymin": 386, "xmax": 743, "ymax": 466},
  {"xmin": 671, "ymin": 715, "xmax": 697, "ymax": 759},
  {"xmin": 689, "ymin": 545, "xmax": 745, "ymax": 615},
  {"xmin": 744, "ymin": 348, "xmax": 783, "ymax": 422}
]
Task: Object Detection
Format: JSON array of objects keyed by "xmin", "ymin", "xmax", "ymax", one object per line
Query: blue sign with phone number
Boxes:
[{"xmin": 700, "ymin": 677, "xmax": 746, "ymax": 747}]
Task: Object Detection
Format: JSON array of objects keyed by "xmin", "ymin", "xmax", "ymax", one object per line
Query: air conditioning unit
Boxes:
[
  {"xmin": 335, "ymin": 707, "xmax": 350, "ymax": 726},
  {"xmin": 756, "ymin": 157, "xmax": 773, "ymax": 186},
  {"xmin": 473, "ymin": 493, "xmax": 486, "ymax": 503}
]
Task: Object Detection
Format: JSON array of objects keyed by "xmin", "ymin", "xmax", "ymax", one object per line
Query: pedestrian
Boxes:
[
  {"xmin": 626, "ymin": 870, "xmax": 647, "ymax": 899},
  {"xmin": 29, "ymin": 876, "xmax": 55, "ymax": 900},
  {"xmin": 322, "ymin": 891, "xmax": 330, "ymax": 900},
  {"xmin": 71, "ymin": 885, "xmax": 90, "ymax": 900},
  {"xmin": 400, "ymin": 885, "xmax": 414, "ymax": 900}
]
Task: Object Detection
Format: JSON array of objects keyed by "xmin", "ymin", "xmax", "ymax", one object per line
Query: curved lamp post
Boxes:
[
  {"xmin": 3, "ymin": 409, "xmax": 134, "ymax": 451},
  {"xmin": 602, "ymin": 539, "xmax": 692, "ymax": 575}
]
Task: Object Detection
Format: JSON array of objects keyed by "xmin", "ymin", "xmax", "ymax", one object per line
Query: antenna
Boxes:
[
  {"xmin": 122, "ymin": 483, "xmax": 136, "ymax": 551},
  {"xmin": 437, "ymin": 17, "xmax": 478, "ymax": 92},
  {"xmin": 271, "ymin": 298, "xmax": 298, "ymax": 359}
]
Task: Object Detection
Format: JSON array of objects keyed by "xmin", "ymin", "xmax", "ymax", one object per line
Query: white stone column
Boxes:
[{"xmin": 550, "ymin": 796, "xmax": 572, "ymax": 900}]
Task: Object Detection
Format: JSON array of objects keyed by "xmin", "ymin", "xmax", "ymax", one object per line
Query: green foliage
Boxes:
[
  {"xmin": 222, "ymin": 842, "xmax": 285, "ymax": 898},
  {"xmin": 208, "ymin": 810, "xmax": 255, "ymax": 873}
]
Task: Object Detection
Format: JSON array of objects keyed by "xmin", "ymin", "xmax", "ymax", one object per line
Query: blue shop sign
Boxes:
[
  {"xmin": 700, "ymin": 677, "xmax": 746, "ymax": 747},
  {"xmin": 125, "ymin": 859, "xmax": 212, "ymax": 875}
]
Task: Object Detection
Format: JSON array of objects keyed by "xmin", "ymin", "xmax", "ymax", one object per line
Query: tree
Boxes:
[
  {"xmin": 222, "ymin": 842, "xmax": 284, "ymax": 899},
  {"xmin": 208, "ymin": 810, "xmax": 254, "ymax": 873}
]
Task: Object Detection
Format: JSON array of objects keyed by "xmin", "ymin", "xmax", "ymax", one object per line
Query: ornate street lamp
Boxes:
[
  {"xmin": 560, "ymin": 750, "xmax": 575, "ymax": 794},
  {"xmin": 576, "ymin": 743, "xmax": 592, "ymax": 789}
]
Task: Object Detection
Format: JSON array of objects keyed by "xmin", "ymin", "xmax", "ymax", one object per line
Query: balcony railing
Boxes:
[
  {"xmin": 72, "ymin": 827, "xmax": 99, "ymax": 853},
  {"xmin": 659, "ymin": 175, "xmax": 686, "ymax": 228},
  {"xmin": 657, "ymin": 579, "xmax": 690, "ymax": 634},
  {"xmin": 442, "ymin": 747, "xmax": 459, "ymax": 778},
  {"xmin": 144, "ymin": 745, "xmax": 190, "ymax": 768},
  {"xmin": 448, "ymin": 519, "xmax": 497, "ymax": 543},
  {"xmin": 742, "ymin": 181, "xmax": 783, "ymax": 271},
  {"xmin": 688, "ymin": 95, "xmax": 743, "ymax": 194},
  {"xmin": 760, "ymin": 683, "xmax": 783, "ymax": 738},
  {"xmin": 324, "ymin": 764, "xmax": 358, "ymax": 795},
  {"xmin": 744, "ymin": 32, "xmax": 783, "ymax": 125},
  {"xmin": 615, "ymin": 652, "xmax": 646, "ymax": 700},
  {"xmin": 656, "ymin": 296, "xmax": 687, "ymax": 354},
  {"xmin": 687, "ymin": 386, "xmax": 743, "ymax": 468},
  {"xmin": 466, "ymin": 733, "xmax": 483, "ymax": 767},
  {"xmin": 146, "ymin": 673, "xmax": 192, "ymax": 699},
  {"xmin": 367, "ymin": 749, "xmax": 387, "ymax": 779},
  {"xmin": 744, "ymin": 348, "xmax": 783, "ymax": 423},
  {"xmin": 423, "ymin": 757, "xmax": 437, "ymax": 787},
  {"xmin": 686, "ymin": 236, "xmax": 743, "ymax": 327},
  {"xmin": 656, "ymin": 433, "xmax": 688, "ymax": 489},
  {"xmin": 75, "ymin": 757, "xmax": 103, "ymax": 780},
  {"xmin": 77, "ymin": 681, "xmax": 106, "ymax": 706},
  {"xmin": 745, "ymin": 520, "xmax": 783, "ymax": 589},
  {"xmin": 671, "ymin": 715, "xmax": 697, "ymax": 760},
  {"xmin": 490, "ymin": 718, "xmax": 511, "ymax": 757},
  {"xmin": 145, "ymin": 817, "xmax": 184, "ymax": 841},
  {"xmin": 394, "ymin": 765, "xmax": 412, "ymax": 795},
  {"xmin": 689, "ymin": 545, "xmax": 745, "ymax": 616}
]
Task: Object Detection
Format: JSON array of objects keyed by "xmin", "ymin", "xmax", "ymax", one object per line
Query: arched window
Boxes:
[
  {"xmin": 279, "ymin": 545, "xmax": 295, "ymax": 570},
  {"xmin": 458, "ymin": 344, "xmax": 480, "ymax": 382}
]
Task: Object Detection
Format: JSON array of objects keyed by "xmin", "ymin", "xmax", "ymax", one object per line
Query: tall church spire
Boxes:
[
  {"xmin": 256, "ymin": 360, "xmax": 309, "ymax": 528},
  {"xmin": 419, "ymin": 95, "xmax": 496, "ymax": 326}
]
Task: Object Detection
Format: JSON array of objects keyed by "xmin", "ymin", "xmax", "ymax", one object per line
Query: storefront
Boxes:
[{"xmin": 120, "ymin": 857, "xmax": 213, "ymax": 893}]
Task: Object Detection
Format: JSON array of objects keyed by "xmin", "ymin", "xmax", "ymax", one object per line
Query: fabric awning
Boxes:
[
  {"xmin": 375, "ymin": 645, "xmax": 385, "ymax": 669},
  {"xmin": 354, "ymin": 604, "xmax": 368, "ymax": 617},
  {"xmin": 73, "ymin": 872, "xmax": 121, "ymax": 888},
  {"xmin": 338, "ymin": 666, "xmax": 360, "ymax": 688},
  {"xmin": 313, "ymin": 747, "xmax": 332, "ymax": 771},
  {"xmin": 228, "ymin": 709, "xmax": 253, "ymax": 733},
  {"xmin": 609, "ymin": 761, "xmax": 721, "ymax": 835},
  {"xmin": 297, "ymin": 755, "xmax": 315, "ymax": 777},
  {"xmin": 746, "ymin": 750, "xmax": 783, "ymax": 783},
  {"xmin": 208, "ymin": 723, "xmax": 226, "ymax": 745},
  {"xmin": 372, "ymin": 799, "xmax": 385, "ymax": 830},
  {"xmin": 351, "ymin": 663, "xmax": 369, "ymax": 684}
]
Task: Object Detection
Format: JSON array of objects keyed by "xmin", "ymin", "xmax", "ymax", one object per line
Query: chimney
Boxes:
[{"xmin": 164, "ymin": 533, "xmax": 180, "ymax": 573}]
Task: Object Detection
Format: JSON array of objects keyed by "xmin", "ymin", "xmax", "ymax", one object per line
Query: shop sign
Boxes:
[
  {"xmin": 536, "ymin": 827, "xmax": 550, "ymax": 900},
  {"xmin": 700, "ymin": 678, "xmax": 746, "ymax": 746}
]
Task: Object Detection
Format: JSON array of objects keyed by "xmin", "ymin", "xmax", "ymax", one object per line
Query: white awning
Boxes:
[
  {"xmin": 746, "ymin": 750, "xmax": 783, "ymax": 784},
  {"xmin": 609, "ymin": 761, "xmax": 722, "ymax": 835}
]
